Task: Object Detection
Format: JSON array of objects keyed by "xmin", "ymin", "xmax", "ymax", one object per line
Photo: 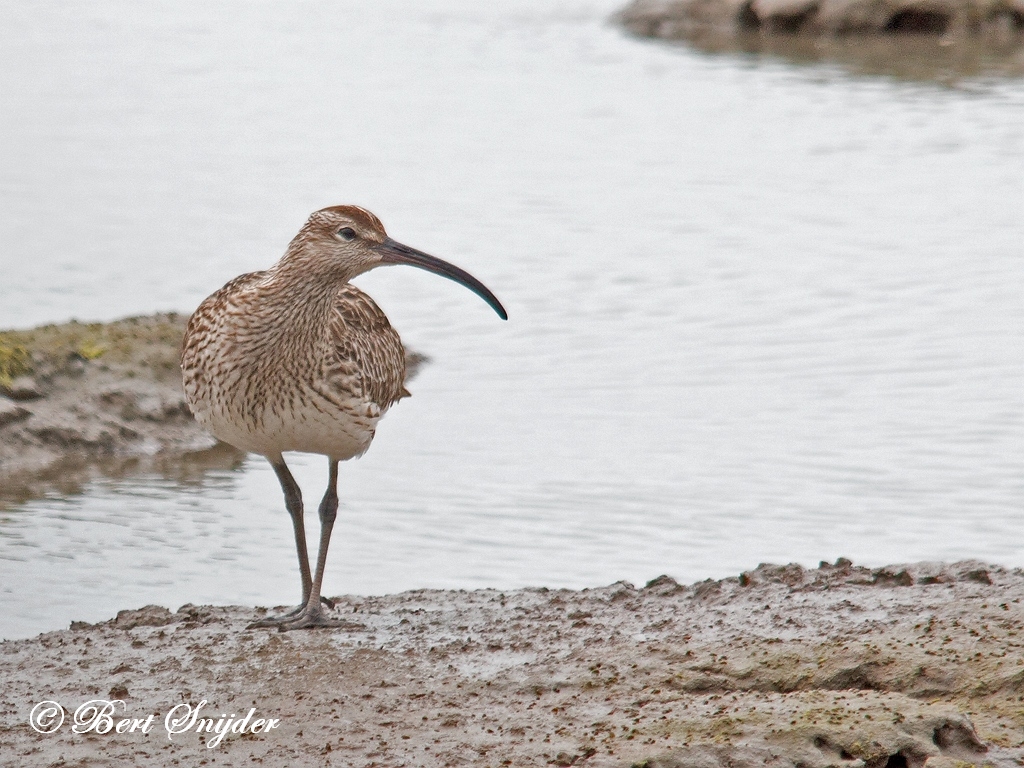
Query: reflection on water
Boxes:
[
  {"xmin": 1, "ymin": 0, "xmax": 1023, "ymax": 639},
  {"xmin": 676, "ymin": 30, "xmax": 1024, "ymax": 84},
  {"xmin": 0, "ymin": 444, "xmax": 246, "ymax": 510}
]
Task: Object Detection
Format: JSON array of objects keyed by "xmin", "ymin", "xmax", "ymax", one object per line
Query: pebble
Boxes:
[{"xmin": 5, "ymin": 376, "xmax": 43, "ymax": 401}]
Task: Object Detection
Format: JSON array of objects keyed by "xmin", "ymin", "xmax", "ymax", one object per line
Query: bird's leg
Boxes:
[
  {"xmin": 277, "ymin": 459, "xmax": 348, "ymax": 630},
  {"xmin": 275, "ymin": 459, "xmax": 313, "ymax": 604},
  {"xmin": 248, "ymin": 458, "xmax": 317, "ymax": 628}
]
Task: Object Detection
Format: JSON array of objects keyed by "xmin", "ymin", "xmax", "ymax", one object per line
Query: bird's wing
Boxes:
[
  {"xmin": 328, "ymin": 283, "xmax": 409, "ymax": 412},
  {"xmin": 182, "ymin": 270, "xmax": 271, "ymax": 364}
]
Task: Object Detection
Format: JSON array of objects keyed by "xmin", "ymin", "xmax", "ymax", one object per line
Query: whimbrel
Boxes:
[{"xmin": 181, "ymin": 206, "xmax": 506, "ymax": 630}]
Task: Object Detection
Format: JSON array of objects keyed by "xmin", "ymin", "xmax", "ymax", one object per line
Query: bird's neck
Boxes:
[
  {"xmin": 253, "ymin": 254, "xmax": 352, "ymax": 350},
  {"xmin": 276, "ymin": 240, "xmax": 361, "ymax": 285}
]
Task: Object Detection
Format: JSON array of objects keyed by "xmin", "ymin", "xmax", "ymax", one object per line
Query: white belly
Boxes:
[{"xmin": 190, "ymin": 385, "xmax": 380, "ymax": 462}]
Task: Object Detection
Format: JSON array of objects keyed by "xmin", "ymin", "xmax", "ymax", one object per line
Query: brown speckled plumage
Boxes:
[
  {"xmin": 182, "ymin": 213, "xmax": 407, "ymax": 462},
  {"xmin": 180, "ymin": 205, "xmax": 506, "ymax": 630}
]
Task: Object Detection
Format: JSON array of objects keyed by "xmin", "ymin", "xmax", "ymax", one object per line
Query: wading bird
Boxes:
[{"xmin": 181, "ymin": 206, "xmax": 506, "ymax": 630}]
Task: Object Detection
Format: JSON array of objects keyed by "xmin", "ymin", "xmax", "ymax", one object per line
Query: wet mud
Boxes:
[{"xmin": 3, "ymin": 559, "xmax": 1024, "ymax": 766}]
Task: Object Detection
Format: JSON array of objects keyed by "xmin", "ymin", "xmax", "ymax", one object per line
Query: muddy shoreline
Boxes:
[
  {"xmin": 618, "ymin": 0, "xmax": 1024, "ymax": 41},
  {"xmin": 0, "ymin": 314, "xmax": 424, "ymax": 507},
  {"xmin": 616, "ymin": 0, "xmax": 1024, "ymax": 80},
  {"xmin": 3, "ymin": 559, "xmax": 1023, "ymax": 766}
]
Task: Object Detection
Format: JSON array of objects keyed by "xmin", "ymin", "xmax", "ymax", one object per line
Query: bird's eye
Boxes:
[{"xmin": 337, "ymin": 227, "xmax": 356, "ymax": 241}]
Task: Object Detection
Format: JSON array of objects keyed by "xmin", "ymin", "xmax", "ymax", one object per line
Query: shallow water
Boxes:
[{"xmin": 1, "ymin": 0, "xmax": 1023, "ymax": 640}]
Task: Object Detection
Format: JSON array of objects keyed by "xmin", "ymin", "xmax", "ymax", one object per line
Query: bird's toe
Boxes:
[
  {"xmin": 247, "ymin": 604, "xmax": 306, "ymax": 628},
  {"xmin": 276, "ymin": 610, "xmax": 353, "ymax": 632},
  {"xmin": 247, "ymin": 595, "xmax": 337, "ymax": 629}
]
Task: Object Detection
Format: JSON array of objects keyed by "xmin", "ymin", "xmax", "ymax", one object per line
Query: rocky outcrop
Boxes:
[{"xmin": 618, "ymin": 0, "xmax": 1024, "ymax": 38}]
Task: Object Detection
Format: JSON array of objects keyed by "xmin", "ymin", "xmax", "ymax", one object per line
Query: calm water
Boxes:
[{"xmin": 1, "ymin": 0, "xmax": 1023, "ymax": 640}]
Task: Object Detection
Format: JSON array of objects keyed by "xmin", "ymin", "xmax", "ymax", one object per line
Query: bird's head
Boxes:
[{"xmin": 284, "ymin": 205, "xmax": 507, "ymax": 320}]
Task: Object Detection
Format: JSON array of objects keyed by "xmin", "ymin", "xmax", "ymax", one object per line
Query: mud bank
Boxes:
[
  {"xmin": 619, "ymin": 0, "xmax": 1024, "ymax": 39},
  {"xmin": 3, "ymin": 559, "xmax": 1024, "ymax": 767},
  {"xmin": 0, "ymin": 315, "xmax": 425, "ymax": 507},
  {"xmin": 617, "ymin": 0, "xmax": 1024, "ymax": 80}
]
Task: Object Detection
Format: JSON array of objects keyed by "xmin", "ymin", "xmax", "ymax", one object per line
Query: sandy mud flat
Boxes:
[{"xmin": 2, "ymin": 559, "xmax": 1024, "ymax": 767}]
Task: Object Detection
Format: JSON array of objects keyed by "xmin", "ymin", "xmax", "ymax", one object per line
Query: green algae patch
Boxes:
[
  {"xmin": 0, "ymin": 313, "xmax": 188, "ymax": 383},
  {"xmin": 76, "ymin": 340, "xmax": 107, "ymax": 360},
  {"xmin": 0, "ymin": 340, "xmax": 33, "ymax": 389}
]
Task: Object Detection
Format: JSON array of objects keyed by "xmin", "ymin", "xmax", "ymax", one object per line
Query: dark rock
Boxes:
[
  {"xmin": 108, "ymin": 683, "xmax": 130, "ymax": 699},
  {"xmin": 871, "ymin": 567, "xmax": 915, "ymax": 587},
  {"xmin": 741, "ymin": 562, "xmax": 808, "ymax": 588},
  {"xmin": 0, "ymin": 397, "xmax": 29, "ymax": 427},
  {"xmin": 114, "ymin": 605, "xmax": 178, "ymax": 630},
  {"xmin": 964, "ymin": 568, "xmax": 993, "ymax": 585},
  {"xmin": 5, "ymin": 376, "xmax": 43, "ymax": 401},
  {"xmin": 933, "ymin": 718, "xmax": 987, "ymax": 755},
  {"xmin": 645, "ymin": 574, "xmax": 685, "ymax": 595}
]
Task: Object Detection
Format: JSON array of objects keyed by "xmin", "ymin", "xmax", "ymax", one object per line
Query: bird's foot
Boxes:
[
  {"xmin": 247, "ymin": 596, "xmax": 335, "ymax": 629},
  {"xmin": 247, "ymin": 608, "xmax": 302, "ymax": 628},
  {"xmin": 274, "ymin": 608, "xmax": 352, "ymax": 632}
]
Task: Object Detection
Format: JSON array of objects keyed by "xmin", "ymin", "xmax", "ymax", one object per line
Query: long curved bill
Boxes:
[{"xmin": 376, "ymin": 237, "xmax": 508, "ymax": 320}]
